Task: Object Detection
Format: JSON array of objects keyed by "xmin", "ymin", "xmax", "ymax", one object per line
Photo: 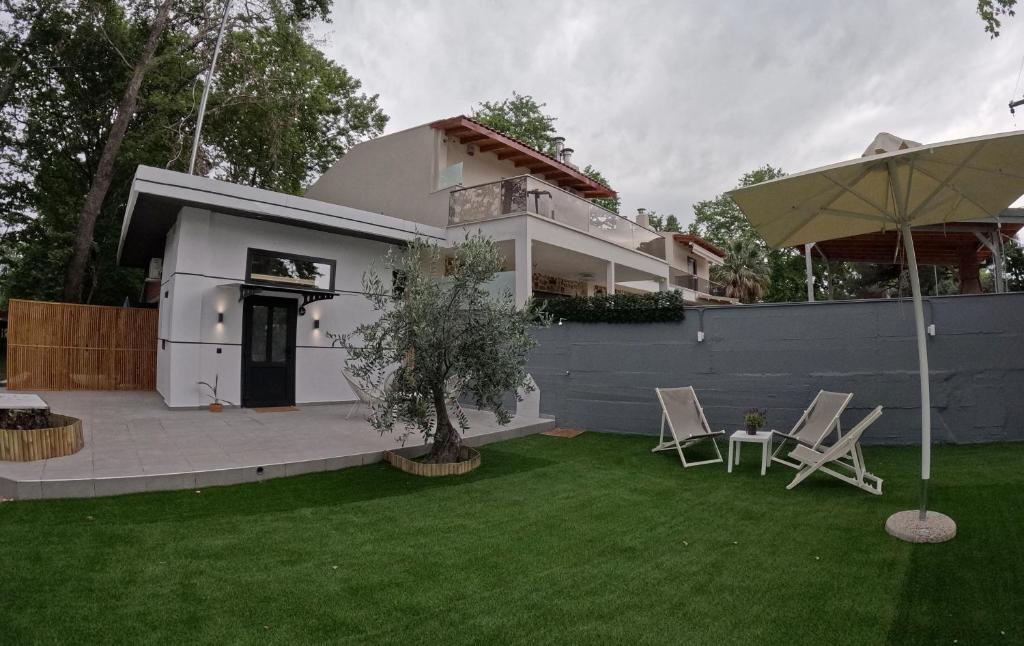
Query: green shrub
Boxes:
[{"xmin": 540, "ymin": 291, "xmax": 685, "ymax": 323}]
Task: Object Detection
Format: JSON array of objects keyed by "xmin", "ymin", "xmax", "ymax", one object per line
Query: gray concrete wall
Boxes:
[{"xmin": 527, "ymin": 292, "xmax": 1024, "ymax": 445}]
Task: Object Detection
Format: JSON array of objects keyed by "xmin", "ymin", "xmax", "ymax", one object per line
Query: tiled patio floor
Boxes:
[{"xmin": 0, "ymin": 391, "xmax": 554, "ymax": 500}]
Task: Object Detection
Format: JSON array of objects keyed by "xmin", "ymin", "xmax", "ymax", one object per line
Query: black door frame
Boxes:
[{"xmin": 240, "ymin": 295, "xmax": 297, "ymax": 408}]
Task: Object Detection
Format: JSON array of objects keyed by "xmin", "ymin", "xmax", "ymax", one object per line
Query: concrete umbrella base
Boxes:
[{"xmin": 885, "ymin": 510, "xmax": 957, "ymax": 543}]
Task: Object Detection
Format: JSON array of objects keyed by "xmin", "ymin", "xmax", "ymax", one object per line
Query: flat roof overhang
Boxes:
[
  {"xmin": 118, "ymin": 166, "xmax": 447, "ymax": 268},
  {"xmin": 429, "ymin": 116, "xmax": 617, "ymax": 199},
  {"xmin": 671, "ymin": 233, "xmax": 726, "ymax": 260}
]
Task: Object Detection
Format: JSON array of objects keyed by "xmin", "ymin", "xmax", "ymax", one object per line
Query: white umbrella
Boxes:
[{"xmin": 729, "ymin": 130, "xmax": 1024, "ymax": 542}]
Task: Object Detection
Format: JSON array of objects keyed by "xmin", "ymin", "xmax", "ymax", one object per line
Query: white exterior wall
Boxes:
[
  {"xmin": 448, "ymin": 214, "xmax": 670, "ymax": 306},
  {"xmin": 442, "ymin": 137, "xmax": 539, "ymax": 189},
  {"xmin": 304, "ymin": 125, "xmax": 450, "ymax": 228},
  {"xmin": 305, "ymin": 124, "xmax": 580, "ymax": 231},
  {"xmin": 158, "ymin": 207, "xmax": 395, "ymax": 408}
]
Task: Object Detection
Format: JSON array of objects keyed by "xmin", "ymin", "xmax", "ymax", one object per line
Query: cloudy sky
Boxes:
[{"xmin": 315, "ymin": 1, "xmax": 1024, "ymax": 226}]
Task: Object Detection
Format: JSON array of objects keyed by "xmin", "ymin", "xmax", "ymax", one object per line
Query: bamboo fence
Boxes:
[{"xmin": 6, "ymin": 299, "xmax": 158, "ymax": 390}]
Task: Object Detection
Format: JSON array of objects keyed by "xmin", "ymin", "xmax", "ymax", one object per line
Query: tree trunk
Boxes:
[
  {"xmin": 426, "ymin": 387, "xmax": 462, "ymax": 463},
  {"xmin": 62, "ymin": 0, "xmax": 174, "ymax": 302}
]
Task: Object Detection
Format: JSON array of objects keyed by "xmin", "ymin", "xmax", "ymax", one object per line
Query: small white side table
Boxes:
[{"xmin": 727, "ymin": 430, "xmax": 772, "ymax": 476}]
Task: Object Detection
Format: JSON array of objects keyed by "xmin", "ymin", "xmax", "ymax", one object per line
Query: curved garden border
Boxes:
[
  {"xmin": 384, "ymin": 446, "xmax": 481, "ymax": 477},
  {"xmin": 0, "ymin": 414, "xmax": 84, "ymax": 462}
]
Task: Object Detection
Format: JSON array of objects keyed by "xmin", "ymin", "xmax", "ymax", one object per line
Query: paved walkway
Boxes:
[{"xmin": 0, "ymin": 391, "xmax": 553, "ymax": 500}]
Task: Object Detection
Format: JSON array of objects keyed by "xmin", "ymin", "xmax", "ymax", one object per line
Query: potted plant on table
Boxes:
[
  {"xmin": 744, "ymin": 408, "xmax": 766, "ymax": 435},
  {"xmin": 197, "ymin": 376, "xmax": 233, "ymax": 412}
]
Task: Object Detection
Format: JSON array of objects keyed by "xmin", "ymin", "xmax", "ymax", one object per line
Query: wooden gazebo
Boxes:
[{"xmin": 800, "ymin": 211, "xmax": 1023, "ymax": 296}]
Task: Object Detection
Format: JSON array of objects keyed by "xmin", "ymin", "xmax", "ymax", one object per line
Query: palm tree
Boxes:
[{"xmin": 713, "ymin": 239, "xmax": 770, "ymax": 303}]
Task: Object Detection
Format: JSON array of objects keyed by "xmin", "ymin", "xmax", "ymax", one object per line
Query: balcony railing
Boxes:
[
  {"xmin": 448, "ymin": 175, "xmax": 665, "ymax": 260},
  {"xmin": 671, "ymin": 273, "xmax": 729, "ymax": 298}
]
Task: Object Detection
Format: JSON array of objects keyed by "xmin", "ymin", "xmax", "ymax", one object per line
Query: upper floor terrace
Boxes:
[{"xmin": 449, "ymin": 174, "xmax": 665, "ymax": 260}]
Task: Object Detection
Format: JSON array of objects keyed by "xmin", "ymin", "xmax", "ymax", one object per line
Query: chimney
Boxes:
[
  {"xmin": 636, "ymin": 207, "xmax": 650, "ymax": 229},
  {"xmin": 561, "ymin": 147, "xmax": 575, "ymax": 168},
  {"xmin": 552, "ymin": 136, "xmax": 565, "ymax": 158}
]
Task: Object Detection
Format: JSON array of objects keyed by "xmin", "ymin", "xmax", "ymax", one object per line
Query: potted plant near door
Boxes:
[
  {"xmin": 198, "ymin": 376, "xmax": 233, "ymax": 412},
  {"xmin": 744, "ymin": 408, "xmax": 766, "ymax": 435}
]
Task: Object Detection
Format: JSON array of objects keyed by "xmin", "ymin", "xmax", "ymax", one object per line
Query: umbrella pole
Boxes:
[
  {"xmin": 885, "ymin": 225, "xmax": 954, "ymax": 541},
  {"xmin": 899, "ymin": 223, "xmax": 931, "ymax": 521}
]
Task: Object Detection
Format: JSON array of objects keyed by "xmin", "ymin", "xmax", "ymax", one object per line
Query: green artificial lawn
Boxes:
[{"xmin": 1, "ymin": 433, "xmax": 1021, "ymax": 645}]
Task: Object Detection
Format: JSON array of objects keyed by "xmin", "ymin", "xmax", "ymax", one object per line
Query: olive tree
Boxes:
[{"xmin": 333, "ymin": 235, "xmax": 541, "ymax": 463}]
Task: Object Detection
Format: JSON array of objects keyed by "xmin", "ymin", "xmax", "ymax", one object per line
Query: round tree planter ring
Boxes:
[
  {"xmin": 0, "ymin": 414, "xmax": 84, "ymax": 462},
  {"xmin": 384, "ymin": 446, "xmax": 481, "ymax": 477}
]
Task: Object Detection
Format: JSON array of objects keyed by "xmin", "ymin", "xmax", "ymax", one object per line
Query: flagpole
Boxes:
[{"xmin": 188, "ymin": 0, "xmax": 231, "ymax": 175}]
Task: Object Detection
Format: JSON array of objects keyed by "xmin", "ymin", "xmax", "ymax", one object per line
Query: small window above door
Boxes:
[{"xmin": 246, "ymin": 249, "xmax": 335, "ymax": 291}]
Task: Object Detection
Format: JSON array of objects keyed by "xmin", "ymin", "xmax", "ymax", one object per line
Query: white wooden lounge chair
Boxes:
[
  {"xmin": 651, "ymin": 387, "xmax": 725, "ymax": 468},
  {"xmin": 342, "ymin": 368, "xmax": 392, "ymax": 419},
  {"xmin": 785, "ymin": 406, "xmax": 884, "ymax": 495},
  {"xmin": 770, "ymin": 390, "xmax": 853, "ymax": 469}
]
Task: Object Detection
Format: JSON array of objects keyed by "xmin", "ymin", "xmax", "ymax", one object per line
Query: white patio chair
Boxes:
[
  {"xmin": 785, "ymin": 406, "xmax": 884, "ymax": 495},
  {"xmin": 651, "ymin": 386, "xmax": 725, "ymax": 468},
  {"xmin": 342, "ymin": 368, "xmax": 392, "ymax": 419},
  {"xmin": 770, "ymin": 390, "xmax": 853, "ymax": 468}
]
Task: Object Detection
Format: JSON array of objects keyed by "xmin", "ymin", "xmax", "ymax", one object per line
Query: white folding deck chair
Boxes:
[
  {"xmin": 651, "ymin": 387, "xmax": 725, "ymax": 468},
  {"xmin": 770, "ymin": 390, "xmax": 853, "ymax": 469},
  {"xmin": 342, "ymin": 368, "xmax": 391, "ymax": 419},
  {"xmin": 785, "ymin": 406, "xmax": 884, "ymax": 495}
]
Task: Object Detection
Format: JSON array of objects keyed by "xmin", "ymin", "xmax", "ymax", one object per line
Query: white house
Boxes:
[
  {"xmin": 306, "ymin": 115, "xmax": 735, "ymax": 306},
  {"xmin": 119, "ymin": 166, "xmax": 444, "ymax": 409},
  {"xmin": 119, "ymin": 116, "xmax": 734, "ymax": 409}
]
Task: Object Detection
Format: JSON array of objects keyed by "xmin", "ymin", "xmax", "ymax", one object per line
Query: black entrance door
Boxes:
[{"xmin": 241, "ymin": 296, "xmax": 297, "ymax": 408}]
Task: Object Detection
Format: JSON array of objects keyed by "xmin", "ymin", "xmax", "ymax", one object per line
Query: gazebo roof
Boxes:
[{"xmin": 802, "ymin": 211, "xmax": 1023, "ymax": 265}]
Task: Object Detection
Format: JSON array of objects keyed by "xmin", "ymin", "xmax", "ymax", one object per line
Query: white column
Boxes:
[
  {"xmin": 804, "ymin": 243, "xmax": 815, "ymax": 302},
  {"xmin": 514, "ymin": 235, "xmax": 532, "ymax": 307},
  {"xmin": 605, "ymin": 261, "xmax": 616, "ymax": 295},
  {"xmin": 992, "ymin": 233, "xmax": 1005, "ymax": 293}
]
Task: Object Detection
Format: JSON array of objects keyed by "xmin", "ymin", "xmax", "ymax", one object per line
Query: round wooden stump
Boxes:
[
  {"xmin": 384, "ymin": 446, "xmax": 481, "ymax": 477},
  {"xmin": 0, "ymin": 414, "xmax": 84, "ymax": 462}
]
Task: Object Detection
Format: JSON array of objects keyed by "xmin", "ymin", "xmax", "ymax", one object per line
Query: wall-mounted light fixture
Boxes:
[
  {"xmin": 313, "ymin": 318, "xmax": 320, "ymax": 330},
  {"xmin": 217, "ymin": 312, "xmax": 224, "ymax": 324}
]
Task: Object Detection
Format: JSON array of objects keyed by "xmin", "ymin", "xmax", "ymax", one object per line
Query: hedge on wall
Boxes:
[{"xmin": 540, "ymin": 291, "xmax": 685, "ymax": 323}]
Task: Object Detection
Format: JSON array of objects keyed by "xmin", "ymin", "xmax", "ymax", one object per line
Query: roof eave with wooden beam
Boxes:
[{"xmin": 429, "ymin": 116, "xmax": 617, "ymax": 199}]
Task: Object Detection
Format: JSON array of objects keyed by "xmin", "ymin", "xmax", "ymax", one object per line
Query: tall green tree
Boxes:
[
  {"xmin": 63, "ymin": 0, "xmax": 175, "ymax": 302},
  {"xmin": 689, "ymin": 165, "xmax": 814, "ymax": 302},
  {"xmin": 581, "ymin": 164, "xmax": 619, "ymax": 214},
  {"xmin": 645, "ymin": 211, "xmax": 681, "ymax": 232},
  {"xmin": 472, "ymin": 92, "xmax": 618, "ymax": 212},
  {"xmin": 0, "ymin": 0, "xmax": 386, "ymax": 307},
  {"xmin": 978, "ymin": 0, "xmax": 1017, "ymax": 36},
  {"xmin": 713, "ymin": 239, "xmax": 770, "ymax": 303},
  {"xmin": 472, "ymin": 91, "xmax": 557, "ymax": 153},
  {"xmin": 1004, "ymin": 237, "xmax": 1024, "ymax": 290},
  {"xmin": 204, "ymin": 18, "xmax": 387, "ymax": 193},
  {"xmin": 689, "ymin": 165, "xmax": 785, "ymax": 247}
]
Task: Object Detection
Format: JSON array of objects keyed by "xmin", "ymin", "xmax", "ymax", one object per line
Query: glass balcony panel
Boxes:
[
  {"xmin": 671, "ymin": 273, "xmax": 729, "ymax": 297},
  {"xmin": 449, "ymin": 175, "xmax": 665, "ymax": 260}
]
